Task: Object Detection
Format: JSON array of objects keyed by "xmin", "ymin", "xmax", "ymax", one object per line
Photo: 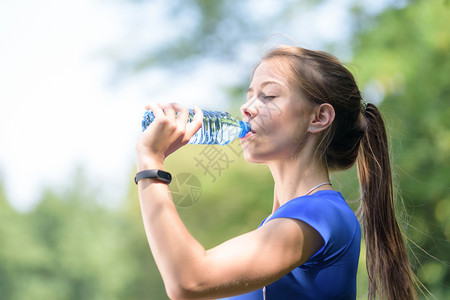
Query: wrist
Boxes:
[
  {"xmin": 135, "ymin": 169, "xmax": 172, "ymax": 185},
  {"xmin": 136, "ymin": 156, "xmax": 164, "ymax": 172}
]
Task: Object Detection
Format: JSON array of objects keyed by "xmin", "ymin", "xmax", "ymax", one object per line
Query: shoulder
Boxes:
[
  {"xmin": 268, "ymin": 191, "xmax": 359, "ymax": 247},
  {"xmin": 258, "ymin": 212, "xmax": 326, "ymax": 268},
  {"xmin": 271, "ymin": 190, "xmax": 352, "ymax": 222}
]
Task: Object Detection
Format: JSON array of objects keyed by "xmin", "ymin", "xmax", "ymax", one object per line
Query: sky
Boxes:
[
  {"xmin": 0, "ymin": 0, "xmax": 393, "ymax": 211},
  {"xmin": 0, "ymin": 0, "xmax": 137, "ymax": 210},
  {"xmin": 0, "ymin": 0, "xmax": 251, "ymax": 210}
]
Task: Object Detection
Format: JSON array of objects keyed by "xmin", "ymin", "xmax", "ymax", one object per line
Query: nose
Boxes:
[{"xmin": 240, "ymin": 98, "xmax": 258, "ymax": 120}]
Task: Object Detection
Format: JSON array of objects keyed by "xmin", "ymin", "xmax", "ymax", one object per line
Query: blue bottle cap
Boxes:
[{"xmin": 238, "ymin": 121, "xmax": 251, "ymax": 138}]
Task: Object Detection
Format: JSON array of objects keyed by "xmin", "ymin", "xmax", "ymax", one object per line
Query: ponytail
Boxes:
[{"xmin": 357, "ymin": 104, "xmax": 416, "ymax": 300}]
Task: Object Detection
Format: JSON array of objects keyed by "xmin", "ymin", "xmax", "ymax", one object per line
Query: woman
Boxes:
[{"xmin": 135, "ymin": 46, "xmax": 416, "ymax": 299}]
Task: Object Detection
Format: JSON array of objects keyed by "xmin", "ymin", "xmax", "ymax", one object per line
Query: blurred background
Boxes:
[{"xmin": 0, "ymin": 0, "xmax": 449, "ymax": 298}]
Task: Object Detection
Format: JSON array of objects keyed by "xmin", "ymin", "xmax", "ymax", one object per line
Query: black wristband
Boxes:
[{"xmin": 135, "ymin": 170, "xmax": 172, "ymax": 185}]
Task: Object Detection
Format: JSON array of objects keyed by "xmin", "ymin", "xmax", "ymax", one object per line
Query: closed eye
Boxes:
[{"xmin": 262, "ymin": 95, "xmax": 276, "ymax": 101}]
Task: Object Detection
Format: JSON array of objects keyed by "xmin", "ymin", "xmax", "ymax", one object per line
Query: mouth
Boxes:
[{"xmin": 240, "ymin": 130, "xmax": 255, "ymax": 140}]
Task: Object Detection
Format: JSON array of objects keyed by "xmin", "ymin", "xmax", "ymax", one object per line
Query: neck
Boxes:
[{"xmin": 267, "ymin": 154, "xmax": 331, "ymax": 214}]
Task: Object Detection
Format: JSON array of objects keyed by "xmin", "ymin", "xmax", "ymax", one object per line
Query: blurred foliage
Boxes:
[
  {"xmin": 116, "ymin": 0, "xmax": 326, "ymax": 73},
  {"xmin": 1, "ymin": 0, "xmax": 449, "ymax": 299},
  {"xmin": 352, "ymin": 0, "xmax": 450, "ymax": 297},
  {"xmin": 0, "ymin": 171, "xmax": 167, "ymax": 300}
]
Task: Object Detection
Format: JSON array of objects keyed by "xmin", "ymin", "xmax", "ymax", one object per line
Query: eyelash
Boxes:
[
  {"xmin": 262, "ymin": 95, "xmax": 275, "ymax": 101},
  {"xmin": 245, "ymin": 94, "xmax": 276, "ymax": 102}
]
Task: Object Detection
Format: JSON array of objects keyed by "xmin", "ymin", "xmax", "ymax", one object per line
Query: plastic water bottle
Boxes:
[{"xmin": 141, "ymin": 109, "xmax": 251, "ymax": 145}]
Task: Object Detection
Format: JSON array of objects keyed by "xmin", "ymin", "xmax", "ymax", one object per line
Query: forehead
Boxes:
[{"xmin": 251, "ymin": 60, "xmax": 291, "ymax": 88}]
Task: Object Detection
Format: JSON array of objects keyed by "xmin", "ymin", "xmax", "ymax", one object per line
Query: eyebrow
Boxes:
[{"xmin": 247, "ymin": 81, "xmax": 282, "ymax": 93}]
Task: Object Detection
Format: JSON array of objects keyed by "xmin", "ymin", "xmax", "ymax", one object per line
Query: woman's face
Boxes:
[{"xmin": 240, "ymin": 59, "xmax": 314, "ymax": 164}]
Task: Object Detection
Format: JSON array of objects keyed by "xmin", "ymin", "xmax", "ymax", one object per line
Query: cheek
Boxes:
[
  {"xmin": 256, "ymin": 114, "xmax": 284, "ymax": 135},
  {"xmin": 268, "ymin": 114, "xmax": 310, "ymax": 155},
  {"xmin": 271, "ymin": 112, "xmax": 307, "ymax": 139},
  {"xmin": 287, "ymin": 120, "xmax": 309, "ymax": 141}
]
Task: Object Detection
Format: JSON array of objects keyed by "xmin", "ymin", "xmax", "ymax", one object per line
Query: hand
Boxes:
[{"xmin": 136, "ymin": 103, "xmax": 203, "ymax": 170}]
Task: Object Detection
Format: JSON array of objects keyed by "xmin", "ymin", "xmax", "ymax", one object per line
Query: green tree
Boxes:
[
  {"xmin": 0, "ymin": 169, "xmax": 168, "ymax": 299},
  {"xmin": 352, "ymin": 0, "xmax": 450, "ymax": 297}
]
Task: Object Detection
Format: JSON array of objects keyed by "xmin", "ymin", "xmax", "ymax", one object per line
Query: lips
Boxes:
[{"xmin": 240, "ymin": 131, "xmax": 254, "ymax": 140}]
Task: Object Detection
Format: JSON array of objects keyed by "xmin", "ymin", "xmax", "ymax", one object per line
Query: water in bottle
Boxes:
[{"xmin": 141, "ymin": 109, "xmax": 251, "ymax": 145}]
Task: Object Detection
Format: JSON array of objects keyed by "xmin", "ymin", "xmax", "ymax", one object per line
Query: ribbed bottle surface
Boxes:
[{"xmin": 141, "ymin": 109, "xmax": 251, "ymax": 145}]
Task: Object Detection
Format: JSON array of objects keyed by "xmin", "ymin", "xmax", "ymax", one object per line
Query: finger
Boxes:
[
  {"xmin": 171, "ymin": 103, "xmax": 189, "ymax": 127},
  {"xmin": 185, "ymin": 105, "xmax": 203, "ymax": 138},
  {"xmin": 160, "ymin": 103, "xmax": 176, "ymax": 121},
  {"xmin": 147, "ymin": 103, "xmax": 165, "ymax": 120}
]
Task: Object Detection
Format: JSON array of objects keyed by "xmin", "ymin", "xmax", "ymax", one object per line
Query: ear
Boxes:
[{"xmin": 309, "ymin": 103, "xmax": 335, "ymax": 133}]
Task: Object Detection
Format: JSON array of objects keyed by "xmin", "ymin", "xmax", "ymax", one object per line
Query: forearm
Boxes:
[
  {"xmin": 134, "ymin": 104, "xmax": 214, "ymax": 298},
  {"xmin": 137, "ymin": 178, "xmax": 207, "ymax": 297}
]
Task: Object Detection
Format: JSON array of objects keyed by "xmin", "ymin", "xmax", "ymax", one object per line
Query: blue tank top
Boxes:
[{"xmin": 222, "ymin": 190, "xmax": 361, "ymax": 300}]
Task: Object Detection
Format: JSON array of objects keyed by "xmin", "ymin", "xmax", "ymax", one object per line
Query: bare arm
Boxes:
[{"xmin": 136, "ymin": 103, "xmax": 324, "ymax": 299}]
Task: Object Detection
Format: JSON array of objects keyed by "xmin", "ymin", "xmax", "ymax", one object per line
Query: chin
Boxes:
[
  {"xmin": 242, "ymin": 151, "xmax": 255, "ymax": 163},
  {"xmin": 242, "ymin": 150, "xmax": 268, "ymax": 164}
]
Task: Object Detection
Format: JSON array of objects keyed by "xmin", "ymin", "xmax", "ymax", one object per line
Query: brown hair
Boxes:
[{"xmin": 262, "ymin": 46, "xmax": 417, "ymax": 300}]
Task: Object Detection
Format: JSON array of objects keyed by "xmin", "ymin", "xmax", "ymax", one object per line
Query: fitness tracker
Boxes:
[{"xmin": 135, "ymin": 170, "xmax": 172, "ymax": 184}]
